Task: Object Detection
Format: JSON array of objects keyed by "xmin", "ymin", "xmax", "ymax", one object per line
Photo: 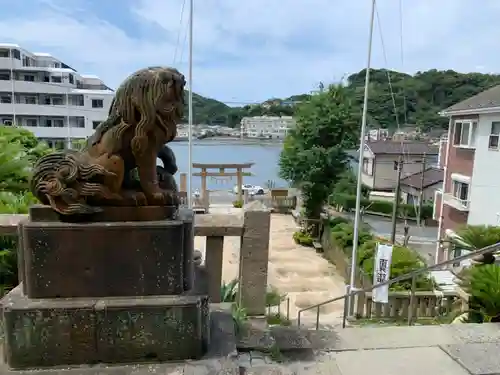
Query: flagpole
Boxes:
[
  {"xmin": 187, "ymin": 0, "xmax": 194, "ymax": 208},
  {"xmin": 344, "ymin": 0, "xmax": 376, "ymax": 327}
]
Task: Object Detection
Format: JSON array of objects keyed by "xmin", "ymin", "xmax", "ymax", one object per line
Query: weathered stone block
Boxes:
[
  {"xmin": 2, "ymin": 285, "xmax": 97, "ymax": 369},
  {"xmin": 22, "ymin": 219, "xmax": 188, "ymax": 298},
  {"xmin": 95, "ymin": 294, "xmax": 208, "ymax": 362},
  {"xmin": 179, "ymin": 208, "xmax": 195, "ymax": 292}
]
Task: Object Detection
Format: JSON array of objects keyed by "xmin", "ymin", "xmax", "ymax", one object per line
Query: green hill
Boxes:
[{"xmin": 188, "ymin": 69, "xmax": 500, "ymax": 129}]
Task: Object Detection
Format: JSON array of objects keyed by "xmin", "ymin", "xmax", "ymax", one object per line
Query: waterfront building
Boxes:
[
  {"xmin": 0, "ymin": 43, "xmax": 114, "ymax": 149},
  {"xmin": 240, "ymin": 115, "xmax": 295, "ymax": 139}
]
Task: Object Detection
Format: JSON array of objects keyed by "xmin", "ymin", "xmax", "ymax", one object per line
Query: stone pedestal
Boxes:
[{"xmin": 2, "ymin": 206, "xmax": 209, "ymax": 370}]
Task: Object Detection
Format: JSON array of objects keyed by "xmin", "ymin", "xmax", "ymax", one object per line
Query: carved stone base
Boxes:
[
  {"xmin": 21, "ymin": 209, "xmax": 194, "ymax": 298},
  {"xmin": 2, "ymin": 285, "xmax": 209, "ymax": 369}
]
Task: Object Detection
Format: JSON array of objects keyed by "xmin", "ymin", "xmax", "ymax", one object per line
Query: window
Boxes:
[
  {"xmin": 51, "ymin": 96, "xmax": 63, "ymax": 105},
  {"xmin": 44, "ymin": 119, "xmax": 52, "ymax": 127},
  {"xmin": 0, "ymin": 95, "xmax": 12, "ymax": 104},
  {"xmin": 0, "ymin": 73, "xmax": 10, "ymax": 80},
  {"xmin": 53, "ymin": 119, "xmax": 64, "ymax": 127},
  {"xmin": 72, "ymin": 95, "xmax": 84, "ymax": 106},
  {"xmin": 489, "ymin": 122, "xmax": 500, "ymax": 150},
  {"xmin": 452, "ymin": 181, "xmax": 469, "ymax": 202},
  {"xmin": 11, "ymin": 49, "xmax": 20, "ymax": 60},
  {"xmin": 93, "ymin": 121, "xmax": 101, "ymax": 129},
  {"xmin": 69, "ymin": 74, "xmax": 74, "ymax": 84},
  {"xmin": 23, "ymin": 75, "xmax": 35, "ymax": 82},
  {"xmin": 24, "ymin": 96, "xmax": 36, "ymax": 104},
  {"xmin": 43, "ymin": 75, "xmax": 50, "ymax": 83},
  {"xmin": 362, "ymin": 157, "xmax": 373, "ymax": 176},
  {"xmin": 91, "ymin": 99, "xmax": 104, "ymax": 108},
  {"xmin": 25, "ymin": 119, "xmax": 37, "ymax": 127},
  {"xmin": 453, "ymin": 120, "xmax": 477, "ymax": 148},
  {"xmin": 0, "ymin": 49, "xmax": 9, "ymax": 58},
  {"xmin": 51, "ymin": 76, "xmax": 62, "ymax": 83},
  {"xmin": 72, "ymin": 117, "xmax": 85, "ymax": 128}
]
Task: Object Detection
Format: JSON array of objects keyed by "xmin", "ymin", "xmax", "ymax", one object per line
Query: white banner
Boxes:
[{"xmin": 372, "ymin": 243, "xmax": 394, "ymax": 304}]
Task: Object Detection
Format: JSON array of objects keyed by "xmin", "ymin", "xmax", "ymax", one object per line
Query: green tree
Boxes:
[
  {"xmin": 0, "ymin": 126, "xmax": 51, "ymax": 161},
  {"xmin": 0, "ymin": 126, "xmax": 52, "ymax": 193},
  {"xmin": 0, "ymin": 138, "xmax": 32, "ymax": 193},
  {"xmin": 331, "ymin": 170, "xmax": 370, "ymax": 198},
  {"xmin": 279, "ymin": 85, "xmax": 359, "ymax": 225}
]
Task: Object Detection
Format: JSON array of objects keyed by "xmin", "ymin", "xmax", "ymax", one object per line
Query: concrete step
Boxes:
[{"xmin": 237, "ymin": 321, "xmax": 313, "ymax": 353}]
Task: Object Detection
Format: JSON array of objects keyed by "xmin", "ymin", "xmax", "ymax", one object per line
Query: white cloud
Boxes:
[{"xmin": 1, "ymin": 0, "xmax": 499, "ymax": 102}]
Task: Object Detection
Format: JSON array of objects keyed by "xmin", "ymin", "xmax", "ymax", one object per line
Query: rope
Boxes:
[
  {"xmin": 173, "ymin": 0, "xmax": 187, "ymax": 65},
  {"xmin": 375, "ymin": 2, "xmax": 420, "ymax": 224}
]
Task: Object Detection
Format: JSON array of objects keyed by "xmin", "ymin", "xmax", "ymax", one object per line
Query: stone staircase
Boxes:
[{"xmin": 2, "ymin": 304, "xmax": 500, "ymax": 374}]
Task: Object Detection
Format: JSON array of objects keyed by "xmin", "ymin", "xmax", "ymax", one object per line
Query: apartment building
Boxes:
[
  {"xmin": 240, "ymin": 116, "xmax": 295, "ymax": 139},
  {"xmin": 0, "ymin": 43, "xmax": 114, "ymax": 148},
  {"xmin": 435, "ymin": 85, "xmax": 500, "ymax": 261}
]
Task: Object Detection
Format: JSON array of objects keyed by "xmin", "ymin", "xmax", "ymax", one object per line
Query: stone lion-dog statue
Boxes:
[{"xmin": 30, "ymin": 66, "xmax": 186, "ymax": 215}]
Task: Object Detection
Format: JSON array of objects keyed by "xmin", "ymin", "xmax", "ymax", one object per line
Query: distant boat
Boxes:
[{"xmin": 172, "ymin": 136, "xmax": 189, "ymax": 142}]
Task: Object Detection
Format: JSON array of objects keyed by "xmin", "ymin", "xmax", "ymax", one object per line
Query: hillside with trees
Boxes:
[{"xmin": 189, "ymin": 69, "xmax": 500, "ymax": 129}]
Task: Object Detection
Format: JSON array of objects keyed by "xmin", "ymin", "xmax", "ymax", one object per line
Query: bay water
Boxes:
[{"xmin": 169, "ymin": 141, "xmax": 287, "ymax": 190}]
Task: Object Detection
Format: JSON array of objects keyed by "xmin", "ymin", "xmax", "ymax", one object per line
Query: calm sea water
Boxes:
[{"xmin": 169, "ymin": 142, "xmax": 287, "ymax": 190}]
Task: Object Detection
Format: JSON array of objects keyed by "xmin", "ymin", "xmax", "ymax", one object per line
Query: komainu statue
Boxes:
[{"xmin": 30, "ymin": 66, "xmax": 186, "ymax": 215}]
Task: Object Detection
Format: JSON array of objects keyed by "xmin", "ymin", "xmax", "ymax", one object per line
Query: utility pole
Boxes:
[
  {"xmin": 390, "ymin": 157, "xmax": 403, "ymax": 244},
  {"xmin": 417, "ymin": 153, "xmax": 426, "ymax": 227}
]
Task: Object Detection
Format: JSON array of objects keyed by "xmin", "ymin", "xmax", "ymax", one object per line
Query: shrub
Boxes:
[
  {"xmin": 221, "ymin": 279, "xmax": 239, "ymax": 302},
  {"xmin": 233, "ymin": 200, "xmax": 243, "ymax": 208},
  {"xmin": 328, "ymin": 222, "xmax": 432, "ymax": 291},
  {"xmin": 330, "ymin": 222, "xmax": 372, "ymax": 252},
  {"xmin": 293, "ymin": 230, "xmax": 314, "ymax": 247},
  {"xmin": 0, "ymin": 191, "xmax": 35, "ymax": 295},
  {"xmin": 220, "ymin": 279, "xmax": 287, "ymax": 307},
  {"xmin": 328, "ymin": 216, "xmax": 350, "ymax": 228},
  {"xmin": 329, "ymin": 193, "xmax": 433, "ymax": 220},
  {"xmin": 0, "ymin": 192, "xmax": 37, "ymax": 214},
  {"xmin": 357, "ymin": 240, "xmax": 432, "ymax": 291},
  {"xmin": 459, "ymin": 264, "xmax": 500, "ymax": 323}
]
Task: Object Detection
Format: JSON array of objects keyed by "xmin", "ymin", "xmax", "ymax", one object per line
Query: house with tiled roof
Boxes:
[
  {"xmin": 360, "ymin": 140, "xmax": 439, "ymax": 191},
  {"xmin": 400, "ymin": 166, "xmax": 443, "ymax": 205}
]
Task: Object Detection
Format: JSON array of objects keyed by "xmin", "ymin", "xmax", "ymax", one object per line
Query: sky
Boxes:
[{"xmin": 1, "ymin": 0, "xmax": 499, "ymax": 105}]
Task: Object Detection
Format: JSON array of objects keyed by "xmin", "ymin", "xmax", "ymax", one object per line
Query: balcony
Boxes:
[{"xmin": 443, "ymin": 192, "xmax": 470, "ymax": 212}]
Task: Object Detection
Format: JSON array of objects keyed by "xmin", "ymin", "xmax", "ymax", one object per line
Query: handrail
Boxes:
[{"xmin": 297, "ymin": 241, "xmax": 500, "ymax": 328}]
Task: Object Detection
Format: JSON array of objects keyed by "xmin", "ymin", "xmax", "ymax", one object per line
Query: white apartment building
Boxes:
[
  {"xmin": 435, "ymin": 85, "xmax": 500, "ymax": 263},
  {"xmin": 240, "ymin": 116, "xmax": 295, "ymax": 139},
  {"xmin": 0, "ymin": 43, "xmax": 114, "ymax": 149}
]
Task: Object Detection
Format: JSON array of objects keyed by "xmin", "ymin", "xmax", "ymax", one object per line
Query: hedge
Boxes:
[
  {"xmin": 329, "ymin": 222, "xmax": 433, "ymax": 291},
  {"xmin": 329, "ymin": 193, "xmax": 433, "ymax": 220}
]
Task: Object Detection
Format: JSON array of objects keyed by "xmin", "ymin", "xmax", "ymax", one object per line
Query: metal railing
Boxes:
[{"xmin": 297, "ymin": 241, "xmax": 500, "ymax": 329}]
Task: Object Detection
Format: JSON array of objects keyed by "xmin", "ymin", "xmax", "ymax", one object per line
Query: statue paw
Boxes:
[
  {"xmin": 147, "ymin": 190, "xmax": 177, "ymax": 206},
  {"xmin": 133, "ymin": 192, "xmax": 148, "ymax": 206},
  {"xmin": 120, "ymin": 190, "xmax": 148, "ymax": 206}
]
